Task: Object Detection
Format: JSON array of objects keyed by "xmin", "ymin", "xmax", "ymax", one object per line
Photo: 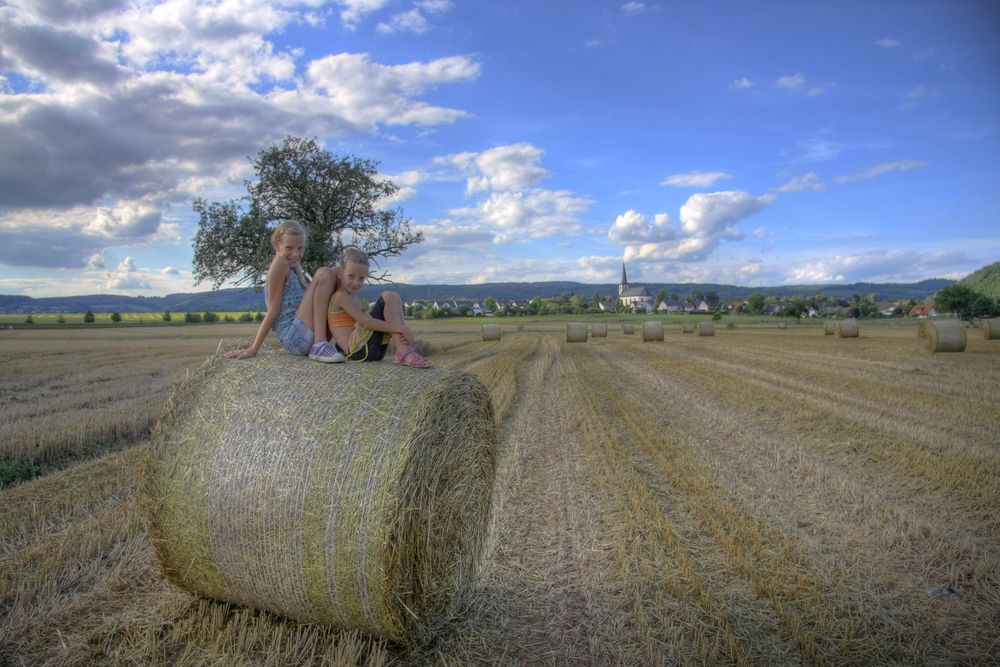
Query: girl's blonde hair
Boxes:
[
  {"xmin": 340, "ymin": 246, "xmax": 370, "ymax": 267},
  {"xmin": 271, "ymin": 220, "xmax": 307, "ymax": 247}
]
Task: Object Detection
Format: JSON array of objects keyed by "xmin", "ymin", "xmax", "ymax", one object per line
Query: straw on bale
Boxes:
[
  {"xmin": 682, "ymin": 322, "xmax": 695, "ymax": 334},
  {"xmin": 566, "ymin": 323, "xmax": 588, "ymax": 342},
  {"xmin": 695, "ymin": 322, "xmax": 715, "ymax": 336},
  {"xmin": 481, "ymin": 324, "xmax": 501, "ymax": 341},
  {"xmin": 642, "ymin": 321, "xmax": 664, "ymax": 341},
  {"xmin": 981, "ymin": 317, "xmax": 1000, "ymax": 340},
  {"xmin": 836, "ymin": 319, "xmax": 859, "ymax": 338},
  {"xmin": 918, "ymin": 320, "xmax": 967, "ymax": 353},
  {"xmin": 144, "ymin": 354, "xmax": 497, "ymax": 645},
  {"xmin": 823, "ymin": 320, "xmax": 836, "ymax": 335},
  {"xmin": 622, "ymin": 323, "xmax": 635, "ymax": 335},
  {"xmin": 591, "ymin": 323, "xmax": 608, "ymax": 338}
]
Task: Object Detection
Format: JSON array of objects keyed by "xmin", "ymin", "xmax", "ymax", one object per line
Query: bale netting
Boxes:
[
  {"xmin": 481, "ymin": 324, "xmax": 501, "ymax": 341},
  {"xmin": 622, "ymin": 323, "xmax": 635, "ymax": 335},
  {"xmin": 144, "ymin": 354, "xmax": 498, "ymax": 645},
  {"xmin": 682, "ymin": 322, "xmax": 695, "ymax": 334},
  {"xmin": 591, "ymin": 323, "xmax": 608, "ymax": 338},
  {"xmin": 642, "ymin": 321, "xmax": 664, "ymax": 341},
  {"xmin": 918, "ymin": 320, "xmax": 967, "ymax": 353},
  {"xmin": 981, "ymin": 317, "xmax": 1000, "ymax": 340},
  {"xmin": 836, "ymin": 319, "xmax": 859, "ymax": 338},
  {"xmin": 823, "ymin": 320, "xmax": 836, "ymax": 335},
  {"xmin": 695, "ymin": 322, "xmax": 715, "ymax": 337},
  {"xmin": 566, "ymin": 323, "xmax": 588, "ymax": 342}
]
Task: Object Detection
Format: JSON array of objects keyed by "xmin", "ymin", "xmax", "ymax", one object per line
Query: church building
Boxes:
[{"xmin": 618, "ymin": 262, "xmax": 655, "ymax": 312}]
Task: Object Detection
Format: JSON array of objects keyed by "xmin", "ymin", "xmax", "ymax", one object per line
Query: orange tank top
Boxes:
[{"xmin": 327, "ymin": 305, "xmax": 356, "ymax": 331}]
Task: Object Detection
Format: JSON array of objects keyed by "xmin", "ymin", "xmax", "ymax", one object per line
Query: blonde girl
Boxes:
[
  {"xmin": 327, "ymin": 247, "xmax": 431, "ymax": 367},
  {"xmin": 225, "ymin": 220, "xmax": 344, "ymax": 362}
]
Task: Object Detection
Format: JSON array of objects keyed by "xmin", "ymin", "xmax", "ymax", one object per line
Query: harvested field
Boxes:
[{"xmin": 2, "ymin": 322, "xmax": 999, "ymax": 665}]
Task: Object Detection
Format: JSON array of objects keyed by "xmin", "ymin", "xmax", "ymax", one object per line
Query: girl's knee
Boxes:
[
  {"xmin": 381, "ymin": 290, "xmax": 400, "ymax": 303},
  {"xmin": 313, "ymin": 267, "xmax": 334, "ymax": 284}
]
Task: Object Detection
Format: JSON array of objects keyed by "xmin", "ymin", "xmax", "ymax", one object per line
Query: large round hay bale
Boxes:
[
  {"xmin": 144, "ymin": 355, "xmax": 497, "ymax": 645},
  {"xmin": 481, "ymin": 323, "xmax": 501, "ymax": 341},
  {"xmin": 591, "ymin": 323, "xmax": 608, "ymax": 338},
  {"xmin": 642, "ymin": 321, "xmax": 664, "ymax": 341},
  {"xmin": 836, "ymin": 319, "xmax": 859, "ymax": 338},
  {"xmin": 918, "ymin": 320, "xmax": 967, "ymax": 353},
  {"xmin": 695, "ymin": 322, "xmax": 715, "ymax": 336},
  {"xmin": 980, "ymin": 318, "xmax": 1000, "ymax": 340},
  {"xmin": 823, "ymin": 320, "xmax": 835, "ymax": 335},
  {"xmin": 566, "ymin": 323, "xmax": 588, "ymax": 342},
  {"xmin": 622, "ymin": 323, "xmax": 635, "ymax": 335},
  {"xmin": 682, "ymin": 322, "xmax": 695, "ymax": 334}
]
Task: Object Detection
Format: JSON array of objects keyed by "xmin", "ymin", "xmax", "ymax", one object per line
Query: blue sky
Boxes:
[{"xmin": 1, "ymin": 0, "xmax": 998, "ymax": 296}]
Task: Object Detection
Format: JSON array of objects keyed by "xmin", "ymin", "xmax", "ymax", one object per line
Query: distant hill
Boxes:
[
  {"xmin": 956, "ymin": 261, "xmax": 1000, "ymax": 300},
  {"xmin": 0, "ymin": 278, "xmax": 954, "ymax": 314}
]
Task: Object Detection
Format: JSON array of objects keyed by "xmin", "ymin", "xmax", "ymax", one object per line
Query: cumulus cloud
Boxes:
[
  {"xmin": 161, "ymin": 266, "xmax": 179, "ymax": 275},
  {"xmin": 612, "ymin": 190, "xmax": 774, "ymax": 262},
  {"xmin": 436, "ymin": 143, "xmax": 549, "ymax": 194},
  {"xmin": 376, "ymin": 0, "xmax": 452, "ymax": 34},
  {"xmin": 784, "ymin": 249, "xmax": 970, "ymax": 284},
  {"xmin": 876, "ymin": 38, "xmax": 901, "ymax": 48},
  {"xmin": 776, "ymin": 72, "xmax": 806, "ymax": 90},
  {"xmin": 105, "ymin": 256, "xmax": 151, "ymax": 290},
  {"xmin": 729, "ymin": 77, "xmax": 754, "ymax": 90},
  {"xmin": 448, "ymin": 189, "xmax": 594, "ymax": 244},
  {"xmin": 833, "ymin": 160, "xmax": 929, "ymax": 184},
  {"xmin": 0, "ymin": 0, "xmax": 480, "ymax": 273},
  {"xmin": 339, "ymin": 0, "xmax": 392, "ymax": 29},
  {"xmin": 661, "ymin": 171, "xmax": 732, "ymax": 188}
]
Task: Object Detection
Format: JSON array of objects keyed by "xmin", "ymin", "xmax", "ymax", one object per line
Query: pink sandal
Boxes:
[{"xmin": 395, "ymin": 347, "xmax": 432, "ymax": 368}]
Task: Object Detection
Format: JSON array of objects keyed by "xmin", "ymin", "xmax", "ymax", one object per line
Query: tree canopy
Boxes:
[
  {"xmin": 192, "ymin": 136, "xmax": 422, "ymax": 289},
  {"xmin": 933, "ymin": 283, "xmax": 998, "ymax": 321}
]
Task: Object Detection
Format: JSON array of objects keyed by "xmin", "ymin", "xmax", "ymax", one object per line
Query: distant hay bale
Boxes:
[
  {"xmin": 566, "ymin": 323, "xmax": 588, "ymax": 342},
  {"xmin": 682, "ymin": 323, "xmax": 695, "ymax": 334},
  {"xmin": 695, "ymin": 322, "xmax": 715, "ymax": 336},
  {"xmin": 622, "ymin": 323, "xmax": 635, "ymax": 335},
  {"xmin": 836, "ymin": 319, "xmax": 859, "ymax": 338},
  {"xmin": 591, "ymin": 323, "xmax": 608, "ymax": 338},
  {"xmin": 726, "ymin": 322, "xmax": 735, "ymax": 329},
  {"xmin": 823, "ymin": 320, "xmax": 836, "ymax": 335},
  {"xmin": 642, "ymin": 322, "xmax": 664, "ymax": 341},
  {"xmin": 980, "ymin": 318, "xmax": 1000, "ymax": 340},
  {"xmin": 481, "ymin": 324, "xmax": 501, "ymax": 341},
  {"xmin": 144, "ymin": 355, "xmax": 497, "ymax": 645},
  {"xmin": 777, "ymin": 322, "xmax": 787, "ymax": 329},
  {"xmin": 918, "ymin": 320, "xmax": 967, "ymax": 353}
]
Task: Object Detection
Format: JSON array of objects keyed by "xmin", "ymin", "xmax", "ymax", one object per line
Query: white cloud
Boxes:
[
  {"xmin": 730, "ymin": 77, "xmax": 754, "ymax": 90},
  {"xmin": 162, "ymin": 266, "xmax": 179, "ymax": 275},
  {"xmin": 105, "ymin": 256, "xmax": 151, "ymax": 290},
  {"xmin": 437, "ymin": 143, "xmax": 550, "ymax": 194},
  {"xmin": 833, "ymin": 160, "xmax": 929, "ymax": 184},
  {"xmin": 776, "ymin": 72, "xmax": 806, "ymax": 90},
  {"xmin": 613, "ymin": 190, "xmax": 774, "ymax": 263},
  {"xmin": 622, "ymin": 2, "xmax": 647, "ymax": 15},
  {"xmin": 661, "ymin": 171, "xmax": 733, "ymax": 188},
  {"xmin": 377, "ymin": 9, "xmax": 429, "ymax": 34},
  {"xmin": 784, "ymin": 249, "xmax": 967, "ymax": 284},
  {"xmin": 339, "ymin": 0, "xmax": 392, "ymax": 29},
  {"xmin": 448, "ymin": 189, "xmax": 594, "ymax": 244},
  {"xmin": 876, "ymin": 38, "xmax": 901, "ymax": 48},
  {"xmin": 777, "ymin": 172, "xmax": 824, "ymax": 193},
  {"xmin": 87, "ymin": 253, "xmax": 106, "ymax": 270}
]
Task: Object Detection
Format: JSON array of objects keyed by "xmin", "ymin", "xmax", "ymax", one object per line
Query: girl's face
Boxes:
[
  {"xmin": 340, "ymin": 260, "xmax": 369, "ymax": 294},
  {"xmin": 274, "ymin": 233, "xmax": 305, "ymax": 267}
]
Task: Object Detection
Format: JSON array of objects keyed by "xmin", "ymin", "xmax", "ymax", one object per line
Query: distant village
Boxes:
[{"xmin": 402, "ymin": 263, "xmax": 939, "ymax": 320}]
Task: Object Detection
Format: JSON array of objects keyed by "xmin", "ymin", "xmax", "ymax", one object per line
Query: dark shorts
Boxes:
[{"xmin": 335, "ymin": 296, "xmax": 391, "ymax": 362}]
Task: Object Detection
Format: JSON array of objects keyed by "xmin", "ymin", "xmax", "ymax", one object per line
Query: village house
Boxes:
[
  {"xmin": 617, "ymin": 262, "xmax": 654, "ymax": 312},
  {"xmin": 910, "ymin": 304, "xmax": 937, "ymax": 318}
]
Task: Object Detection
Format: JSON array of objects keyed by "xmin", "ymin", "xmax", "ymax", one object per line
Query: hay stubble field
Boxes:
[{"xmin": 1, "ymin": 320, "xmax": 998, "ymax": 665}]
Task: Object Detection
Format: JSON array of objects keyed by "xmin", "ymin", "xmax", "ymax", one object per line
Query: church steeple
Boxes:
[{"xmin": 619, "ymin": 261, "xmax": 629, "ymax": 296}]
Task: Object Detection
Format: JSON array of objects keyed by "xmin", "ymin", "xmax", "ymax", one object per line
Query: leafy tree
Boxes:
[
  {"xmin": 706, "ymin": 289, "xmax": 720, "ymax": 309},
  {"xmin": 110, "ymin": 312, "xmax": 122, "ymax": 323},
  {"xmin": 254, "ymin": 312, "xmax": 265, "ymax": 322},
  {"xmin": 162, "ymin": 310, "xmax": 172, "ymax": 322},
  {"xmin": 934, "ymin": 284, "xmax": 997, "ymax": 322},
  {"xmin": 57, "ymin": 313, "xmax": 65, "ymax": 324},
  {"xmin": 655, "ymin": 288, "xmax": 668, "ymax": 306},
  {"xmin": 192, "ymin": 136, "xmax": 423, "ymax": 289},
  {"xmin": 202, "ymin": 311, "xmax": 219, "ymax": 323},
  {"xmin": 24, "ymin": 315, "xmax": 33, "ymax": 324},
  {"xmin": 184, "ymin": 312, "xmax": 201, "ymax": 323},
  {"xmin": 746, "ymin": 293, "xmax": 765, "ymax": 315},
  {"xmin": 84, "ymin": 310, "xmax": 95, "ymax": 323},
  {"xmin": 484, "ymin": 296, "xmax": 497, "ymax": 313},
  {"xmin": 239, "ymin": 312, "xmax": 254, "ymax": 322}
]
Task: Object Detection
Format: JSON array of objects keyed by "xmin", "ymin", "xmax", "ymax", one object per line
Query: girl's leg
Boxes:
[
  {"xmin": 379, "ymin": 291, "xmax": 409, "ymax": 350},
  {"xmin": 296, "ymin": 267, "xmax": 338, "ymax": 344}
]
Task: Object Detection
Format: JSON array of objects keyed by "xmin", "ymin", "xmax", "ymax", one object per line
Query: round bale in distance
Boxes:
[
  {"xmin": 145, "ymin": 355, "xmax": 497, "ymax": 645},
  {"xmin": 980, "ymin": 317, "xmax": 1000, "ymax": 340},
  {"xmin": 823, "ymin": 320, "xmax": 836, "ymax": 335},
  {"xmin": 481, "ymin": 323, "xmax": 501, "ymax": 341},
  {"xmin": 566, "ymin": 323, "xmax": 588, "ymax": 342},
  {"xmin": 591, "ymin": 323, "xmax": 608, "ymax": 338},
  {"xmin": 918, "ymin": 320, "xmax": 967, "ymax": 353},
  {"xmin": 777, "ymin": 322, "xmax": 787, "ymax": 329},
  {"xmin": 682, "ymin": 322, "xmax": 695, "ymax": 334},
  {"xmin": 622, "ymin": 323, "xmax": 635, "ymax": 335},
  {"xmin": 642, "ymin": 321, "xmax": 664, "ymax": 341},
  {"xmin": 695, "ymin": 322, "xmax": 715, "ymax": 336},
  {"xmin": 836, "ymin": 319, "xmax": 859, "ymax": 338}
]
